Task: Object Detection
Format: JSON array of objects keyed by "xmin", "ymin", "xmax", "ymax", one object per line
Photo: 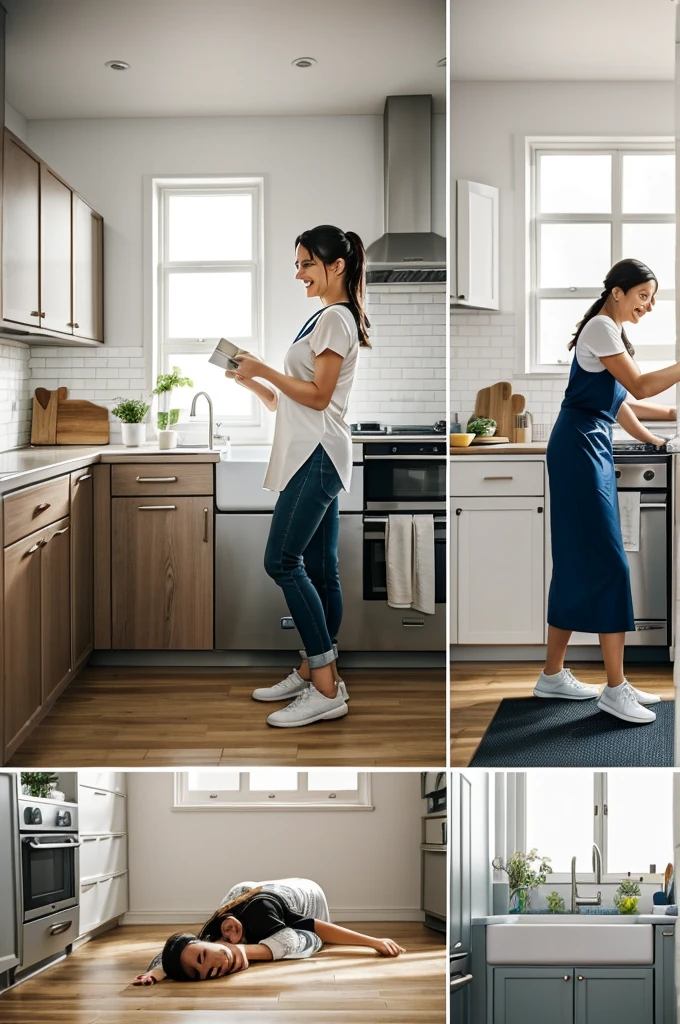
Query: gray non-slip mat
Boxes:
[{"xmin": 468, "ymin": 697, "xmax": 674, "ymax": 767}]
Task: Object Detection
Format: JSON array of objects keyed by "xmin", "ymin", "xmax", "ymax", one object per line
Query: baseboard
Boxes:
[
  {"xmin": 90, "ymin": 650, "xmax": 445, "ymax": 669},
  {"xmin": 121, "ymin": 908, "xmax": 425, "ymax": 926}
]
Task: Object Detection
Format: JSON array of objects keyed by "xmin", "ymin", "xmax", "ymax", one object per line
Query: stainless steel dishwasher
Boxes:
[{"xmin": 214, "ymin": 446, "xmax": 364, "ymax": 651}]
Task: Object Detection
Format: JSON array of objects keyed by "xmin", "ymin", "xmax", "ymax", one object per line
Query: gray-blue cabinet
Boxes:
[
  {"xmin": 494, "ymin": 967, "xmax": 573, "ymax": 1024},
  {"xmin": 493, "ymin": 967, "xmax": 654, "ymax": 1024}
]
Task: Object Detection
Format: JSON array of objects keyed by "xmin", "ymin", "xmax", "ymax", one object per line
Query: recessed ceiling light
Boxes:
[
  {"xmin": 105, "ymin": 60, "xmax": 130, "ymax": 71},
  {"xmin": 437, "ymin": 58, "xmax": 446, "ymax": 67},
  {"xmin": 291, "ymin": 57, "xmax": 317, "ymax": 69}
]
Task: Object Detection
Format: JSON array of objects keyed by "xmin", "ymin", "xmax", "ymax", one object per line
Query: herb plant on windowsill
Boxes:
[
  {"xmin": 614, "ymin": 880, "xmax": 641, "ymax": 915},
  {"xmin": 492, "ymin": 849, "xmax": 553, "ymax": 913},
  {"xmin": 153, "ymin": 367, "xmax": 194, "ymax": 431},
  {"xmin": 112, "ymin": 397, "xmax": 150, "ymax": 447}
]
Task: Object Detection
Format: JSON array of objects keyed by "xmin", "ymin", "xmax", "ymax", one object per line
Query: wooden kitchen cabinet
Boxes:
[
  {"xmin": 40, "ymin": 165, "xmax": 73, "ymax": 334},
  {"xmin": 3, "ymin": 525, "xmax": 43, "ymax": 752},
  {"xmin": 70, "ymin": 468, "xmax": 94, "ymax": 669},
  {"xmin": 2, "ymin": 133, "xmax": 41, "ymax": 327},
  {"xmin": 111, "ymin": 495, "xmax": 213, "ymax": 650},
  {"xmin": 40, "ymin": 517, "xmax": 72, "ymax": 706},
  {"xmin": 72, "ymin": 194, "xmax": 103, "ymax": 343}
]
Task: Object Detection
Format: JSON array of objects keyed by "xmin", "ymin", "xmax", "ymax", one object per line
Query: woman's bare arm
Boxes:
[
  {"xmin": 234, "ymin": 350, "xmax": 343, "ymax": 411},
  {"xmin": 312, "ymin": 920, "xmax": 405, "ymax": 957},
  {"xmin": 616, "ymin": 402, "xmax": 666, "ymax": 446},
  {"xmin": 624, "ymin": 398, "xmax": 676, "ymax": 421},
  {"xmin": 225, "ymin": 370, "xmax": 278, "ymax": 412},
  {"xmin": 600, "ymin": 350, "xmax": 680, "ymax": 400}
]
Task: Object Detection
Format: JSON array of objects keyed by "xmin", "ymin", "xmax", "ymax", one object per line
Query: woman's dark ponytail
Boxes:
[
  {"xmin": 295, "ymin": 225, "xmax": 372, "ymax": 347},
  {"xmin": 568, "ymin": 258, "xmax": 657, "ymax": 356}
]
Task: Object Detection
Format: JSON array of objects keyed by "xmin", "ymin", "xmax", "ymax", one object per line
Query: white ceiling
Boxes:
[
  {"xmin": 451, "ymin": 0, "xmax": 676, "ymax": 81},
  {"xmin": 3, "ymin": 0, "xmax": 446, "ymax": 119}
]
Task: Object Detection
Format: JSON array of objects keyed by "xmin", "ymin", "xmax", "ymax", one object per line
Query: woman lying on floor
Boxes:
[{"xmin": 133, "ymin": 877, "xmax": 405, "ymax": 984}]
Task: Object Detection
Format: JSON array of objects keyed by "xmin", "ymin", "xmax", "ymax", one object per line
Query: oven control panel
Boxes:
[
  {"xmin": 365, "ymin": 442, "xmax": 447, "ymax": 457},
  {"xmin": 19, "ymin": 798, "xmax": 78, "ymax": 832}
]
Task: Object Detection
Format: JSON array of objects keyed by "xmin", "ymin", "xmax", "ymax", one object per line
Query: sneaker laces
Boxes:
[
  {"xmin": 618, "ymin": 681, "xmax": 641, "ymax": 707},
  {"xmin": 561, "ymin": 669, "xmax": 586, "ymax": 691},
  {"xmin": 282, "ymin": 685, "xmax": 315, "ymax": 712}
]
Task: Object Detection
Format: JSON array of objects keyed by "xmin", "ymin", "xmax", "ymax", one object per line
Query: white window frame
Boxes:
[
  {"xmin": 173, "ymin": 771, "xmax": 373, "ymax": 810},
  {"xmin": 513, "ymin": 771, "xmax": 664, "ymax": 884},
  {"xmin": 153, "ymin": 176, "xmax": 265, "ymax": 433},
  {"xmin": 516, "ymin": 137, "xmax": 675, "ymax": 376}
]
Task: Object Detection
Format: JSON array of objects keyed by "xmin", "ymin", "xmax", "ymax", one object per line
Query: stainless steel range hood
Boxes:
[{"xmin": 366, "ymin": 95, "xmax": 445, "ymax": 284}]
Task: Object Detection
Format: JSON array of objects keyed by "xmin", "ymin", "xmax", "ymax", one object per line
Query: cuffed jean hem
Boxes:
[
  {"xmin": 300, "ymin": 644, "xmax": 338, "ymax": 662},
  {"xmin": 307, "ymin": 648, "xmax": 336, "ymax": 669}
]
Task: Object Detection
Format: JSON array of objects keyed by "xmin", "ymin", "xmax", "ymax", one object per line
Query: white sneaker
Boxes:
[
  {"xmin": 597, "ymin": 680, "xmax": 657, "ymax": 724},
  {"xmin": 252, "ymin": 670, "xmax": 349, "ymax": 703},
  {"xmin": 625, "ymin": 684, "xmax": 661, "ymax": 706},
  {"xmin": 533, "ymin": 668, "xmax": 599, "ymax": 700},
  {"xmin": 266, "ymin": 684, "xmax": 349, "ymax": 728}
]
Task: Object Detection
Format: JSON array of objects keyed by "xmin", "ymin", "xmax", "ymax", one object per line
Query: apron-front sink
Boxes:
[{"xmin": 486, "ymin": 918, "xmax": 654, "ymax": 965}]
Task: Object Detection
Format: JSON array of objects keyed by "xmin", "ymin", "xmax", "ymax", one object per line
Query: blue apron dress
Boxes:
[{"xmin": 546, "ymin": 330, "xmax": 635, "ymax": 634}]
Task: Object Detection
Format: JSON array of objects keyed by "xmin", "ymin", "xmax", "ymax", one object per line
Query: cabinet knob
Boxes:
[
  {"xmin": 578, "ymin": 975, "xmax": 584, "ymax": 981},
  {"xmin": 73, "ymin": 323, "xmax": 80, "ymax": 328},
  {"xmin": 563, "ymin": 975, "xmax": 569, "ymax": 982},
  {"xmin": 40, "ymin": 311, "xmax": 46, "ymax": 318}
]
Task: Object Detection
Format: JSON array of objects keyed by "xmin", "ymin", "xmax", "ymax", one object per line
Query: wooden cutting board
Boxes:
[
  {"xmin": 31, "ymin": 387, "xmax": 110, "ymax": 445},
  {"xmin": 473, "ymin": 381, "xmax": 526, "ymax": 442}
]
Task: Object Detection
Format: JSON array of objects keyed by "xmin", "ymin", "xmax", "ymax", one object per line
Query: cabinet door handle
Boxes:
[
  {"xmin": 49, "ymin": 921, "xmax": 72, "ymax": 936},
  {"xmin": 35, "ymin": 501, "xmax": 51, "ymax": 512},
  {"xmin": 483, "ymin": 476, "xmax": 514, "ymax": 481},
  {"xmin": 54, "ymin": 526, "xmax": 70, "ymax": 535},
  {"xmin": 203, "ymin": 507, "xmax": 209, "ymax": 542},
  {"xmin": 67, "ymin": 322, "xmax": 80, "ymax": 328},
  {"xmin": 662, "ymin": 931, "xmax": 674, "ymax": 936},
  {"xmin": 138, "ymin": 505, "xmax": 177, "ymax": 511},
  {"xmin": 73, "ymin": 323, "xmax": 80, "ymax": 329},
  {"xmin": 40, "ymin": 312, "xmax": 46, "ymax": 318},
  {"xmin": 30, "ymin": 310, "xmax": 40, "ymax": 317},
  {"xmin": 402, "ymin": 618, "xmax": 425, "ymax": 627},
  {"xmin": 76, "ymin": 474, "xmax": 92, "ymax": 483},
  {"xmin": 135, "ymin": 476, "xmax": 178, "ymax": 483},
  {"xmin": 27, "ymin": 539, "xmax": 45, "ymax": 554}
]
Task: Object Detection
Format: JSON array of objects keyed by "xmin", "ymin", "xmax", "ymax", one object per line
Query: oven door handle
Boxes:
[
  {"xmin": 23, "ymin": 838, "xmax": 81, "ymax": 850},
  {"xmin": 639, "ymin": 502, "xmax": 666, "ymax": 509},
  {"xmin": 363, "ymin": 515, "xmax": 448, "ymax": 524},
  {"xmin": 364, "ymin": 455, "xmax": 445, "ymax": 460},
  {"xmin": 450, "ymin": 973, "xmax": 473, "ymax": 994}
]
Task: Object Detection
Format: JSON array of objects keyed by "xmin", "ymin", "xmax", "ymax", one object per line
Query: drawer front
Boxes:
[
  {"xmin": 424, "ymin": 817, "xmax": 447, "ymax": 846},
  {"xmin": 80, "ymin": 873, "xmax": 128, "ymax": 934},
  {"xmin": 78, "ymin": 771, "xmax": 126, "ymax": 795},
  {"xmin": 80, "ymin": 834, "xmax": 127, "ymax": 881},
  {"xmin": 4, "ymin": 475, "xmax": 70, "ymax": 546},
  {"xmin": 111, "ymin": 463, "xmax": 213, "ymax": 496},
  {"xmin": 22, "ymin": 906, "xmax": 80, "ymax": 967},
  {"xmin": 451, "ymin": 460, "xmax": 544, "ymax": 497},
  {"xmin": 78, "ymin": 787, "xmax": 126, "ymax": 834}
]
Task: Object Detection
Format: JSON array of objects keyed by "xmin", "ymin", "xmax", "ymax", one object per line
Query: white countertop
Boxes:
[{"xmin": 474, "ymin": 914, "xmax": 675, "ymax": 925}]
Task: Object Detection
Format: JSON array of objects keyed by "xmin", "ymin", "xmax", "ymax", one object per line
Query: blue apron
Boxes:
[
  {"xmin": 292, "ymin": 302, "xmax": 353, "ymax": 343},
  {"xmin": 546, "ymin": 329, "xmax": 635, "ymax": 634}
]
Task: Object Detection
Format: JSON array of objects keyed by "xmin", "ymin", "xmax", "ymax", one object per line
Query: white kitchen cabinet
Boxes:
[
  {"xmin": 78, "ymin": 773, "xmax": 128, "ymax": 937},
  {"xmin": 452, "ymin": 179, "xmax": 499, "ymax": 310},
  {"xmin": 78, "ymin": 771, "xmax": 126, "ymax": 795},
  {"xmin": 79, "ymin": 873, "xmax": 128, "ymax": 935},
  {"xmin": 78, "ymin": 787, "xmax": 126, "ymax": 834},
  {"xmin": 454, "ymin": 497, "xmax": 545, "ymax": 644},
  {"xmin": 80, "ymin": 834, "xmax": 127, "ymax": 882}
]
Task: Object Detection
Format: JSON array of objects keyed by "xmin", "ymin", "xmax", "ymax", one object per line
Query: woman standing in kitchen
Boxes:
[
  {"xmin": 535, "ymin": 258, "xmax": 680, "ymax": 725},
  {"xmin": 228, "ymin": 224, "xmax": 369, "ymax": 728}
]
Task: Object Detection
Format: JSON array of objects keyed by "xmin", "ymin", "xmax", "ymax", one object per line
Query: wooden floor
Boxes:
[
  {"xmin": 0, "ymin": 922, "xmax": 446, "ymax": 1024},
  {"xmin": 451, "ymin": 661, "xmax": 675, "ymax": 766},
  {"xmin": 9, "ymin": 667, "xmax": 446, "ymax": 767}
]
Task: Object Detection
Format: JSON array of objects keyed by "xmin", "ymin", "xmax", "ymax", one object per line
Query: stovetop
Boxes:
[
  {"xmin": 351, "ymin": 421, "xmax": 447, "ymax": 437},
  {"xmin": 612, "ymin": 441, "xmax": 668, "ymax": 454}
]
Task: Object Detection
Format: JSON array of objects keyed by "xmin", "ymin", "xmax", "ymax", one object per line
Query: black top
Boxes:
[{"xmin": 200, "ymin": 891, "xmax": 315, "ymax": 943}]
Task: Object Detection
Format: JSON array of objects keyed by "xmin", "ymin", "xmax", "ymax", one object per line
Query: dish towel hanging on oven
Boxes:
[
  {"xmin": 385, "ymin": 514, "xmax": 435, "ymax": 615},
  {"xmin": 617, "ymin": 491, "xmax": 641, "ymax": 552}
]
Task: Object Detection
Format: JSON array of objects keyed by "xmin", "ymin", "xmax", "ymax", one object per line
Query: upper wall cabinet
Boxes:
[
  {"xmin": 2, "ymin": 130, "xmax": 104, "ymax": 346},
  {"xmin": 452, "ymin": 179, "xmax": 500, "ymax": 311}
]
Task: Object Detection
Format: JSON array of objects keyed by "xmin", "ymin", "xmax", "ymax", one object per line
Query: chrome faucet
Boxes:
[
  {"xmin": 189, "ymin": 391, "xmax": 214, "ymax": 449},
  {"xmin": 571, "ymin": 844, "xmax": 602, "ymax": 914}
]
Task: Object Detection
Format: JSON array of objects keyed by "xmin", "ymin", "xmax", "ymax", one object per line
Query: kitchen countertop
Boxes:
[
  {"xmin": 0, "ymin": 444, "xmax": 220, "ymax": 494},
  {"xmin": 474, "ymin": 914, "xmax": 675, "ymax": 925},
  {"xmin": 451, "ymin": 442, "xmax": 548, "ymax": 455}
]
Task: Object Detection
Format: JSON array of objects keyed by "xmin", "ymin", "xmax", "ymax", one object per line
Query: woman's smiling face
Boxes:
[
  {"xmin": 179, "ymin": 940, "xmax": 233, "ymax": 980},
  {"xmin": 219, "ymin": 915, "xmax": 244, "ymax": 943},
  {"xmin": 295, "ymin": 244, "xmax": 325, "ymax": 299}
]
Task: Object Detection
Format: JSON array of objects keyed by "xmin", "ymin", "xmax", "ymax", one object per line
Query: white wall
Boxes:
[
  {"xmin": 451, "ymin": 81, "xmax": 675, "ymax": 426},
  {"xmin": 124, "ymin": 771, "xmax": 424, "ymax": 924},
  {"xmin": 5, "ymin": 102, "xmax": 27, "ymax": 141}
]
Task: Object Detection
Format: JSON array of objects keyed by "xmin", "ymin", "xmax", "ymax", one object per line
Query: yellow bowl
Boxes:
[{"xmin": 450, "ymin": 433, "xmax": 476, "ymax": 447}]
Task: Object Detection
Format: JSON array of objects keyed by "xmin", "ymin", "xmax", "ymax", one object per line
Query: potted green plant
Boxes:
[
  {"xmin": 153, "ymin": 367, "xmax": 194, "ymax": 430},
  {"xmin": 112, "ymin": 397, "xmax": 150, "ymax": 447},
  {"xmin": 614, "ymin": 880, "xmax": 641, "ymax": 915},
  {"xmin": 492, "ymin": 849, "xmax": 552, "ymax": 913},
  {"xmin": 21, "ymin": 772, "xmax": 58, "ymax": 799},
  {"xmin": 546, "ymin": 891, "xmax": 566, "ymax": 914}
]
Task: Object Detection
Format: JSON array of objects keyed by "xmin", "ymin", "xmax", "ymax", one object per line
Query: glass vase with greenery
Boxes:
[
  {"xmin": 614, "ymin": 880, "xmax": 641, "ymax": 915},
  {"xmin": 153, "ymin": 367, "xmax": 194, "ymax": 430},
  {"xmin": 21, "ymin": 772, "xmax": 58, "ymax": 798},
  {"xmin": 492, "ymin": 849, "xmax": 552, "ymax": 913}
]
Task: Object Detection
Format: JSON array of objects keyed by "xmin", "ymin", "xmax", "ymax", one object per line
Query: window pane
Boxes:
[
  {"xmin": 540, "ymin": 224, "xmax": 611, "ymax": 288},
  {"xmin": 307, "ymin": 770, "xmax": 359, "ymax": 791},
  {"xmin": 538, "ymin": 299, "xmax": 582, "ymax": 364},
  {"xmin": 626, "ymin": 299, "xmax": 675, "ymax": 346},
  {"xmin": 622, "ymin": 154, "xmax": 675, "ymax": 214},
  {"xmin": 169, "ymin": 193, "xmax": 252, "ymax": 261},
  {"xmin": 167, "ymin": 353, "xmax": 256, "ymax": 418},
  {"xmin": 607, "ymin": 773, "xmax": 673, "ymax": 875},
  {"xmin": 168, "ymin": 271, "xmax": 252, "ymax": 338},
  {"xmin": 539, "ymin": 154, "xmax": 611, "ymax": 213},
  {"xmin": 621, "ymin": 223, "xmax": 675, "ymax": 292},
  {"xmin": 525, "ymin": 771, "xmax": 594, "ymax": 874},
  {"xmin": 249, "ymin": 769, "xmax": 299, "ymax": 792},
  {"xmin": 187, "ymin": 770, "xmax": 239, "ymax": 791}
]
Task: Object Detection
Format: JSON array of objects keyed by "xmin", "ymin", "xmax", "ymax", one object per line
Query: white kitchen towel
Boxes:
[
  {"xmin": 385, "ymin": 514, "xmax": 413, "ymax": 608},
  {"xmin": 618, "ymin": 491, "xmax": 641, "ymax": 552},
  {"xmin": 412, "ymin": 515, "xmax": 435, "ymax": 615}
]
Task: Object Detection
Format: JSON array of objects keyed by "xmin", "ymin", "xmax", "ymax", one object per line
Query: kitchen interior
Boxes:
[
  {"xmin": 0, "ymin": 768, "xmax": 446, "ymax": 1023},
  {"xmin": 449, "ymin": 0, "xmax": 680, "ymax": 767},
  {"xmin": 451, "ymin": 768, "xmax": 679, "ymax": 1024},
  {"xmin": 0, "ymin": 0, "xmax": 448, "ymax": 767}
]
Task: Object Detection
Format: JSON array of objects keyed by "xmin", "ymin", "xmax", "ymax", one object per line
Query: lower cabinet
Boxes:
[
  {"xmin": 79, "ymin": 873, "xmax": 128, "ymax": 935},
  {"xmin": 78, "ymin": 774, "xmax": 129, "ymax": 938},
  {"xmin": 493, "ymin": 967, "xmax": 654, "ymax": 1024}
]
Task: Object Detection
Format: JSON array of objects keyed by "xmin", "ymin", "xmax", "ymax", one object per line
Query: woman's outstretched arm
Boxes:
[
  {"xmin": 312, "ymin": 920, "xmax": 405, "ymax": 957},
  {"xmin": 616, "ymin": 402, "xmax": 667, "ymax": 447},
  {"xmin": 625, "ymin": 398, "xmax": 676, "ymax": 421},
  {"xmin": 601, "ymin": 351, "xmax": 680, "ymax": 400},
  {"xmin": 133, "ymin": 952, "xmax": 165, "ymax": 985}
]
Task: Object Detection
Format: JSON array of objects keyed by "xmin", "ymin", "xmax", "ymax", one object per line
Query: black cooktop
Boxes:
[
  {"xmin": 351, "ymin": 421, "xmax": 447, "ymax": 437},
  {"xmin": 612, "ymin": 441, "xmax": 668, "ymax": 454}
]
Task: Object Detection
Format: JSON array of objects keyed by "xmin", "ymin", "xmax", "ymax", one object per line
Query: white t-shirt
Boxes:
[
  {"xmin": 263, "ymin": 304, "xmax": 359, "ymax": 493},
  {"xmin": 575, "ymin": 315, "xmax": 626, "ymax": 373}
]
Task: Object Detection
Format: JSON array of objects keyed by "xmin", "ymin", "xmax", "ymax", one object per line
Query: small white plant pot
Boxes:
[{"xmin": 121, "ymin": 422, "xmax": 147, "ymax": 447}]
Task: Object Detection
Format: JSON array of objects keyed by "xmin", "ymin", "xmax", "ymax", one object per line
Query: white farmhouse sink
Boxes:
[
  {"xmin": 221, "ymin": 445, "xmax": 272, "ymax": 462},
  {"xmin": 486, "ymin": 918, "xmax": 653, "ymax": 966}
]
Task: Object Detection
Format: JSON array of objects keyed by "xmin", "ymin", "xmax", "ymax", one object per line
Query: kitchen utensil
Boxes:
[
  {"xmin": 515, "ymin": 411, "xmax": 534, "ymax": 444},
  {"xmin": 473, "ymin": 381, "xmax": 526, "ymax": 442},
  {"xmin": 31, "ymin": 387, "xmax": 60, "ymax": 444},
  {"xmin": 664, "ymin": 863, "xmax": 673, "ymax": 901},
  {"xmin": 31, "ymin": 387, "xmax": 110, "ymax": 445},
  {"xmin": 450, "ymin": 433, "xmax": 475, "ymax": 448}
]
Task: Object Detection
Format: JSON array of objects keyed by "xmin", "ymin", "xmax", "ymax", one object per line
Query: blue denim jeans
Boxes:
[{"xmin": 264, "ymin": 445, "xmax": 343, "ymax": 669}]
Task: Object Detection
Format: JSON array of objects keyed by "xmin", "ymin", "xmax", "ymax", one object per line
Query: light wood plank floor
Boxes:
[
  {"xmin": 0, "ymin": 922, "xmax": 446, "ymax": 1024},
  {"xmin": 9, "ymin": 667, "xmax": 446, "ymax": 767},
  {"xmin": 451, "ymin": 661, "xmax": 675, "ymax": 767}
]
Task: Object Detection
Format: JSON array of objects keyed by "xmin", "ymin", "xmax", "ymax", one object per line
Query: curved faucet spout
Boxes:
[{"xmin": 189, "ymin": 391, "xmax": 214, "ymax": 450}]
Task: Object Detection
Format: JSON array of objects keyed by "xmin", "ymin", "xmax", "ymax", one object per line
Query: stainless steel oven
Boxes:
[
  {"xmin": 19, "ymin": 800, "xmax": 79, "ymax": 924},
  {"xmin": 363, "ymin": 514, "xmax": 446, "ymax": 604},
  {"xmin": 363, "ymin": 441, "xmax": 447, "ymax": 510}
]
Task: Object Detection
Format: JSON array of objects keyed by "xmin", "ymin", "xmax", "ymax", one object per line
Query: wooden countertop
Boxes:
[{"xmin": 451, "ymin": 442, "xmax": 548, "ymax": 455}]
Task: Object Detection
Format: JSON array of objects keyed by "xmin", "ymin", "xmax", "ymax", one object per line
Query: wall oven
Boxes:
[
  {"xmin": 364, "ymin": 441, "xmax": 447, "ymax": 510},
  {"xmin": 363, "ymin": 514, "xmax": 447, "ymax": 604}
]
